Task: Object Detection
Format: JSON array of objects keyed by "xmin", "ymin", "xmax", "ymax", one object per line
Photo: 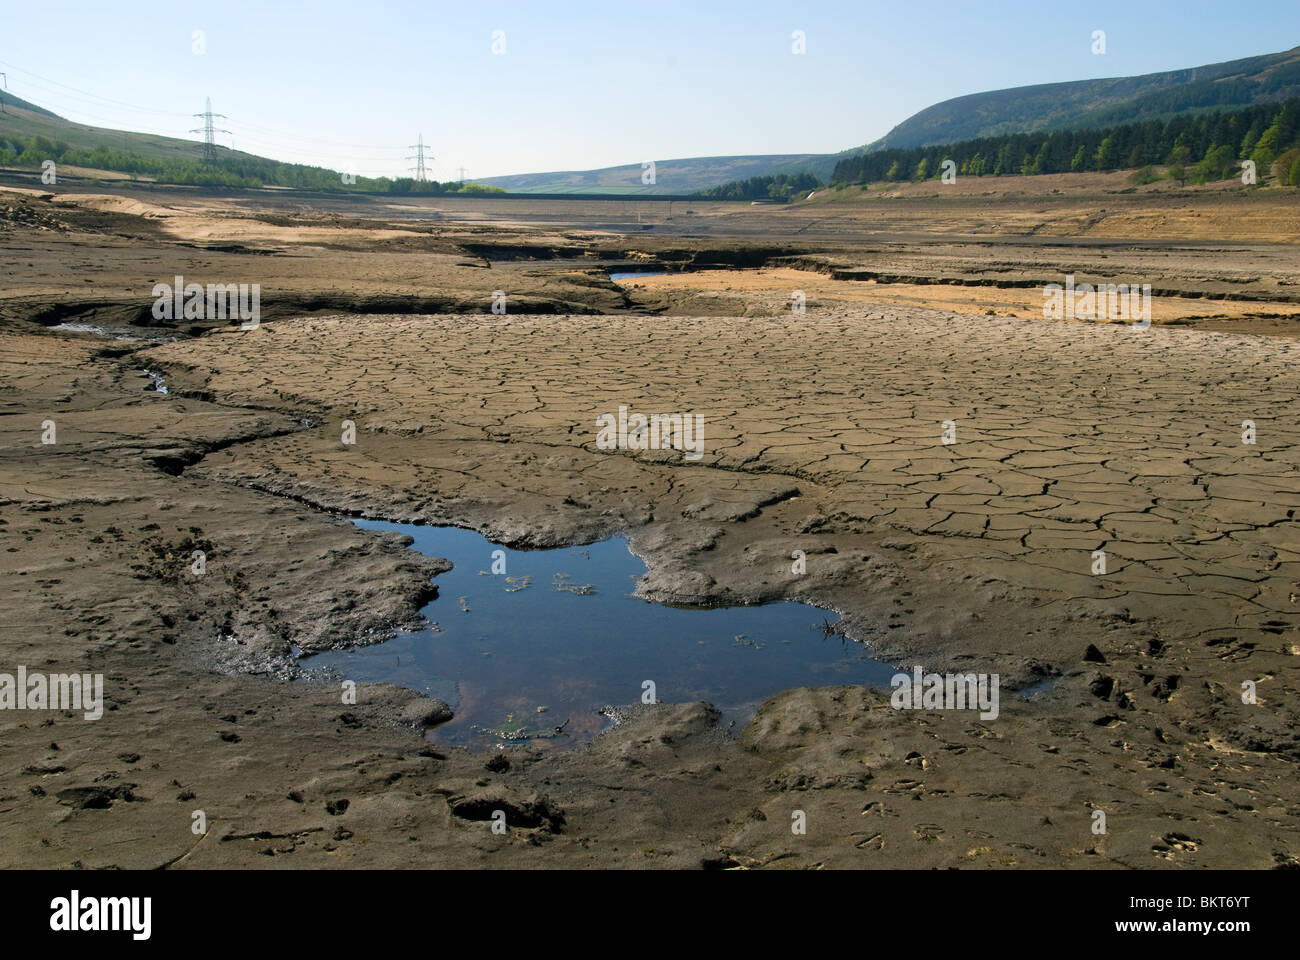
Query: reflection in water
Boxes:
[
  {"xmin": 608, "ymin": 271, "xmax": 668, "ymax": 281},
  {"xmin": 301, "ymin": 520, "xmax": 896, "ymax": 750}
]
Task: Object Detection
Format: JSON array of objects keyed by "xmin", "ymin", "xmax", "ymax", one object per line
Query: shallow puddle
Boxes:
[
  {"xmin": 301, "ymin": 520, "xmax": 897, "ymax": 751},
  {"xmin": 608, "ymin": 271, "xmax": 668, "ymax": 281},
  {"xmin": 51, "ymin": 322, "xmax": 178, "ymax": 343}
]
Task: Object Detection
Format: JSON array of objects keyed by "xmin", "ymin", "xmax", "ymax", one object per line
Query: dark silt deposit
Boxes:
[{"xmin": 299, "ymin": 520, "xmax": 898, "ymax": 750}]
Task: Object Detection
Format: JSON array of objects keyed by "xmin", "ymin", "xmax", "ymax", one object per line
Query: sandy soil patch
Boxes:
[{"xmin": 618, "ymin": 267, "xmax": 1300, "ymax": 331}]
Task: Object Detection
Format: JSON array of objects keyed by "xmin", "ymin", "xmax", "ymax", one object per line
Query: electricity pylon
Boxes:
[
  {"xmin": 408, "ymin": 134, "xmax": 433, "ymax": 181},
  {"xmin": 191, "ymin": 96, "xmax": 230, "ymax": 163}
]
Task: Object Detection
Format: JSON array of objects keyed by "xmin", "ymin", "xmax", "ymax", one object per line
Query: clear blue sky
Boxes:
[{"xmin": 3, "ymin": 1, "xmax": 1297, "ymax": 180}]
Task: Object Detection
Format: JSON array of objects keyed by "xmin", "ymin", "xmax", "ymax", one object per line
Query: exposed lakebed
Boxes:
[{"xmin": 300, "ymin": 520, "xmax": 898, "ymax": 750}]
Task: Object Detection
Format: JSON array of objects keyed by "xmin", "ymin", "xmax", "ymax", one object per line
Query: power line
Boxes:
[
  {"xmin": 0, "ymin": 89, "xmax": 193, "ymax": 137},
  {"xmin": 215, "ymin": 126, "xmax": 403, "ymax": 158},
  {"xmin": 0, "ymin": 61, "xmax": 458, "ymax": 181},
  {"xmin": 225, "ymin": 115, "xmax": 407, "ymax": 151},
  {"xmin": 1, "ymin": 79, "xmax": 188, "ymax": 128},
  {"xmin": 0, "ymin": 59, "xmax": 195, "ymax": 118},
  {"xmin": 0, "ymin": 59, "xmax": 407, "ymax": 153},
  {"xmin": 0, "ymin": 70, "xmax": 203, "ymax": 144}
]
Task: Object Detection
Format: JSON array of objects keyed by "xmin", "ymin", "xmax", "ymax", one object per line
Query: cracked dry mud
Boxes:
[
  {"xmin": 2, "ymin": 183, "xmax": 1298, "ymax": 870},
  {"xmin": 28, "ymin": 305, "xmax": 1284, "ymax": 869},
  {"xmin": 149, "ymin": 310, "xmax": 1298, "ymax": 670}
]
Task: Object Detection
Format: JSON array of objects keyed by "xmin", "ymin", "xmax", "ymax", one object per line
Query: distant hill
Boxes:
[
  {"xmin": 5, "ymin": 43, "xmax": 1299, "ymax": 197},
  {"xmin": 476, "ymin": 154, "xmax": 837, "ymax": 195},
  {"xmin": 0, "ymin": 90, "xmax": 835, "ymax": 195},
  {"xmin": 832, "ymin": 97, "xmax": 1300, "ymax": 187},
  {"xmin": 0, "ymin": 92, "xmax": 60, "ymax": 119},
  {"xmin": 478, "ymin": 46, "xmax": 1300, "ymax": 193},
  {"xmin": 854, "ymin": 45, "xmax": 1300, "ymax": 153},
  {"xmin": 0, "ymin": 93, "xmax": 492, "ymax": 194},
  {"xmin": 0, "ymin": 91, "xmax": 267, "ymax": 165}
]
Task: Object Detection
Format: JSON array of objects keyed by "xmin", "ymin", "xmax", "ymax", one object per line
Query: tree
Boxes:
[
  {"xmin": 1240, "ymin": 121, "xmax": 1263, "ymax": 156},
  {"xmin": 1192, "ymin": 144, "xmax": 1235, "ymax": 183},
  {"xmin": 993, "ymin": 144, "xmax": 1013, "ymax": 175},
  {"xmin": 1095, "ymin": 136, "xmax": 1118, "ymax": 170},
  {"xmin": 1029, "ymin": 143, "xmax": 1049, "ymax": 174},
  {"xmin": 1249, "ymin": 105, "xmax": 1297, "ymax": 176},
  {"xmin": 1129, "ymin": 166, "xmax": 1159, "ymax": 186},
  {"xmin": 1279, "ymin": 149, "xmax": 1300, "ymax": 186},
  {"xmin": 827, "ymin": 98, "xmax": 1300, "ymax": 189}
]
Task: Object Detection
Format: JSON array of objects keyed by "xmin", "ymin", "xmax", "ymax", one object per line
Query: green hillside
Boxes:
[
  {"xmin": 5, "ymin": 42, "xmax": 1300, "ymax": 199},
  {"xmin": 477, "ymin": 46, "xmax": 1300, "ymax": 193},
  {"xmin": 855, "ymin": 45, "xmax": 1300, "ymax": 153},
  {"xmin": 0, "ymin": 89, "xmax": 824, "ymax": 195},
  {"xmin": 0, "ymin": 91, "xmax": 259, "ymax": 164},
  {"xmin": 0, "ymin": 93, "xmax": 502, "ymax": 195},
  {"xmin": 832, "ymin": 98, "xmax": 1300, "ymax": 186}
]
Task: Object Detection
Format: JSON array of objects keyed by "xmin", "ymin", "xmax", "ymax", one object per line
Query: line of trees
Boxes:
[
  {"xmin": 0, "ymin": 134, "xmax": 505, "ymax": 194},
  {"xmin": 694, "ymin": 172, "xmax": 823, "ymax": 200},
  {"xmin": 832, "ymin": 99, "xmax": 1300, "ymax": 187}
]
